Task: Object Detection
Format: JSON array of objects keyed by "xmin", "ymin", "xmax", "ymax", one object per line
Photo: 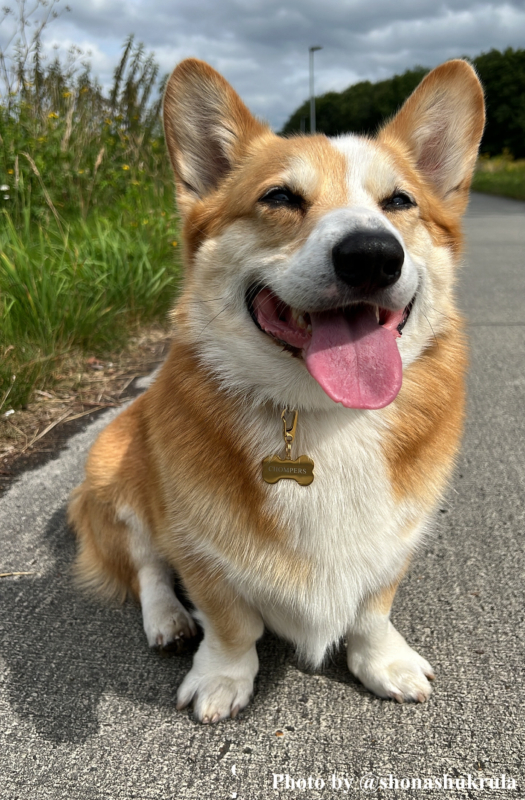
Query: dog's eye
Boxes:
[
  {"xmin": 259, "ymin": 187, "xmax": 304, "ymax": 209},
  {"xmin": 383, "ymin": 191, "xmax": 416, "ymax": 211}
]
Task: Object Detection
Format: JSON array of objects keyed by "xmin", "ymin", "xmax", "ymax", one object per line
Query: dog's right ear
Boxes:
[{"xmin": 163, "ymin": 59, "xmax": 268, "ymax": 217}]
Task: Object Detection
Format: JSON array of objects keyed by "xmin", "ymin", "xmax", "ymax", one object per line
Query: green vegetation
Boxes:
[
  {"xmin": 1, "ymin": 1, "xmax": 179, "ymax": 414},
  {"xmin": 474, "ymin": 49, "xmax": 525, "ymax": 159},
  {"xmin": 472, "ymin": 154, "xmax": 525, "ymax": 201}
]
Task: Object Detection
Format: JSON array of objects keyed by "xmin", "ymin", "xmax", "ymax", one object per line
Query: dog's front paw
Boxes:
[
  {"xmin": 176, "ymin": 640, "xmax": 259, "ymax": 723},
  {"xmin": 177, "ymin": 671, "xmax": 254, "ymax": 722},
  {"xmin": 348, "ymin": 623, "xmax": 434, "ymax": 703}
]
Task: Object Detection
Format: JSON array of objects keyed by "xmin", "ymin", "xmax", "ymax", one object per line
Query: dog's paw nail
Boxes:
[
  {"xmin": 202, "ymin": 715, "xmax": 210, "ymax": 724},
  {"xmin": 230, "ymin": 705, "xmax": 240, "ymax": 719},
  {"xmin": 416, "ymin": 692, "xmax": 427, "ymax": 703},
  {"xmin": 392, "ymin": 693, "xmax": 404, "ymax": 704},
  {"xmin": 211, "ymin": 712, "xmax": 221, "ymax": 724}
]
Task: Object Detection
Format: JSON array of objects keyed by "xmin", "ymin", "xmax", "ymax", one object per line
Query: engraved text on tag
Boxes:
[{"xmin": 262, "ymin": 454, "xmax": 315, "ymax": 486}]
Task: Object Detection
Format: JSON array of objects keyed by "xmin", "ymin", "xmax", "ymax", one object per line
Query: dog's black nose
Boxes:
[{"xmin": 332, "ymin": 230, "xmax": 404, "ymax": 292}]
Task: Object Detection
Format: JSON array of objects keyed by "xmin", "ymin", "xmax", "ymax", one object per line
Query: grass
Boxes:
[
  {"xmin": 472, "ymin": 154, "xmax": 525, "ymax": 201},
  {"xmin": 0, "ymin": 186, "xmax": 180, "ymax": 414},
  {"xmin": 1, "ymin": 13, "xmax": 182, "ymax": 417}
]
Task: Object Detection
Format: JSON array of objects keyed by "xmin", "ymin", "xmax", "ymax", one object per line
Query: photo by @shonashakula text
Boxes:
[{"xmin": 271, "ymin": 772, "xmax": 518, "ymax": 793}]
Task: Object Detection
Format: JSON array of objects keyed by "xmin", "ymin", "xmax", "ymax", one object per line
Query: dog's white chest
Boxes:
[{"xmin": 253, "ymin": 410, "xmax": 415, "ymax": 665}]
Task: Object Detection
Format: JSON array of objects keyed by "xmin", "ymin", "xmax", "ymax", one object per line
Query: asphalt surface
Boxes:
[{"xmin": 1, "ymin": 192, "xmax": 524, "ymax": 799}]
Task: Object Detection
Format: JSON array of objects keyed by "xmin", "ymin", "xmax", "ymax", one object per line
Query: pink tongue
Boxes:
[{"xmin": 304, "ymin": 306, "xmax": 402, "ymax": 409}]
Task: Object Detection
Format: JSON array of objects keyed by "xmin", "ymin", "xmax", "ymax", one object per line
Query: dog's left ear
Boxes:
[
  {"xmin": 163, "ymin": 59, "xmax": 268, "ymax": 217},
  {"xmin": 379, "ymin": 60, "xmax": 485, "ymax": 215}
]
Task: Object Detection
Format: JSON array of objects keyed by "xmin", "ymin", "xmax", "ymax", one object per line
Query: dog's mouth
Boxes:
[{"xmin": 247, "ymin": 286, "xmax": 414, "ymax": 409}]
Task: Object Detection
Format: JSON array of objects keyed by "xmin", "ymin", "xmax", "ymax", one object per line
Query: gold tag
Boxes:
[
  {"xmin": 262, "ymin": 409, "xmax": 314, "ymax": 486},
  {"xmin": 262, "ymin": 454, "xmax": 314, "ymax": 485}
]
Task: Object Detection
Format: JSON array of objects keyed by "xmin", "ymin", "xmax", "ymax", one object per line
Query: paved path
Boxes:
[{"xmin": 1, "ymin": 193, "xmax": 524, "ymax": 799}]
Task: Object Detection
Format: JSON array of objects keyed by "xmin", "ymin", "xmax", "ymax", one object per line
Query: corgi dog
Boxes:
[{"xmin": 68, "ymin": 58, "xmax": 485, "ymax": 723}]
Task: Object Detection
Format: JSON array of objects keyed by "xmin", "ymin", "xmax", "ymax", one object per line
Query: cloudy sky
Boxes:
[{"xmin": 3, "ymin": 0, "xmax": 525, "ymax": 129}]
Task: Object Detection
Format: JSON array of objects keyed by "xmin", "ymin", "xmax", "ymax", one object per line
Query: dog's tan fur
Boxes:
[{"xmin": 69, "ymin": 58, "xmax": 484, "ymax": 722}]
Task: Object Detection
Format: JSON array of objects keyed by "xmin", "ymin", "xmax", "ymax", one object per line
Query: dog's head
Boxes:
[{"xmin": 163, "ymin": 59, "xmax": 484, "ymax": 412}]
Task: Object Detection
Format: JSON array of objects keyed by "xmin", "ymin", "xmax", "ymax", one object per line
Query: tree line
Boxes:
[{"xmin": 281, "ymin": 48, "xmax": 525, "ymax": 159}]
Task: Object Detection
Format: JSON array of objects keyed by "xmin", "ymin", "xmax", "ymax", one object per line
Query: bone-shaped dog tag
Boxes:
[
  {"xmin": 262, "ymin": 409, "xmax": 314, "ymax": 485},
  {"xmin": 262, "ymin": 454, "xmax": 314, "ymax": 485}
]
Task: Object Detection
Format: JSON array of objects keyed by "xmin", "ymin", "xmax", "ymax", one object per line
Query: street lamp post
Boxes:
[{"xmin": 309, "ymin": 45, "xmax": 322, "ymax": 134}]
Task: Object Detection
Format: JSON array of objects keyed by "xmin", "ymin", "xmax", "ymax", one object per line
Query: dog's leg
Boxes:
[
  {"xmin": 176, "ymin": 572, "xmax": 264, "ymax": 723},
  {"xmin": 121, "ymin": 506, "xmax": 197, "ymax": 648},
  {"xmin": 346, "ymin": 579, "xmax": 434, "ymax": 703}
]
